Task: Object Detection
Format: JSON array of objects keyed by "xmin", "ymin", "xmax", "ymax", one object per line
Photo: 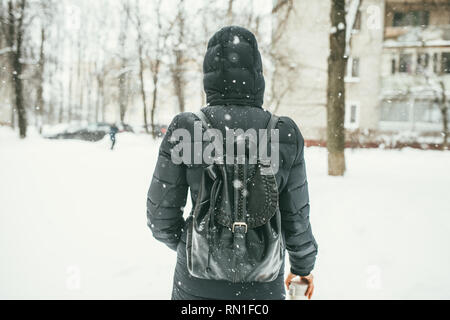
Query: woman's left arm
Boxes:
[{"xmin": 146, "ymin": 115, "xmax": 189, "ymax": 251}]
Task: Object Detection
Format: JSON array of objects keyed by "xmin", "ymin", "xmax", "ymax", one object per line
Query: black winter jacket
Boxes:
[{"xmin": 146, "ymin": 26, "xmax": 317, "ymax": 300}]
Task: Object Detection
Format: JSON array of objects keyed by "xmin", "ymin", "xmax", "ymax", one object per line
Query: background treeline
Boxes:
[{"xmin": 0, "ymin": 0, "xmax": 295, "ymax": 138}]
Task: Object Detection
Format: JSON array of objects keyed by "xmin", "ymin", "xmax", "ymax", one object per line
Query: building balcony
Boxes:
[{"xmin": 384, "ymin": 25, "xmax": 450, "ymax": 48}]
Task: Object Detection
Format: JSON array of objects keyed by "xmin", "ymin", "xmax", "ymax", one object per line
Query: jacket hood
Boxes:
[{"xmin": 203, "ymin": 26, "xmax": 265, "ymax": 108}]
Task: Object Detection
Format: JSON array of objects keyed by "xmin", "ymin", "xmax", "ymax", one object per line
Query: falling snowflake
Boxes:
[
  {"xmin": 224, "ymin": 114, "xmax": 231, "ymax": 121},
  {"xmin": 233, "ymin": 179, "xmax": 243, "ymax": 189},
  {"xmin": 233, "ymin": 35, "xmax": 240, "ymax": 44}
]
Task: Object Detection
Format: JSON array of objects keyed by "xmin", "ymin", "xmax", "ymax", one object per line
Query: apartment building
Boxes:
[{"xmin": 274, "ymin": 0, "xmax": 450, "ymax": 143}]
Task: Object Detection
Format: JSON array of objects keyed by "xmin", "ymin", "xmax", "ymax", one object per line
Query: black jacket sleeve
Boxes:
[
  {"xmin": 279, "ymin": 119, "xmax": 318, "ymax": 276},
  {"xmin": 146, "ymin": 115, "xmax": 188, "ymax": 251}
]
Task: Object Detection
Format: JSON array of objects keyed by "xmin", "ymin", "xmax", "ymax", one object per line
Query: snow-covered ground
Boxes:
[{"xmin": 1, "ymin": 126, "xmax": 449, "ymax": 299}]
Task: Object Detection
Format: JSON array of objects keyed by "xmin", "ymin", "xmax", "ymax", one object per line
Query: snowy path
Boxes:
[{"xmin": 1, "ymin": 128, "xmax": 449, "ymax": 299}]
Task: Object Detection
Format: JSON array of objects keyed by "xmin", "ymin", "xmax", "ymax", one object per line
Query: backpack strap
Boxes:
[
  {"xmin": 266, "ymin": 113, "xmax": 279, "ymax": 143},
  {"xmin": 259, "ymin": 113, "xmax": 279, "ymax": 163},
  {"xmin": 194, "ymin": 110, "xmax": 213, "ymax": 129}
]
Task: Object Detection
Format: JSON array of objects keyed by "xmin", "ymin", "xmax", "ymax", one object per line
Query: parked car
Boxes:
[{"xmin": 44, "ymin": 122, "xmax": 134, "ymax": 142}]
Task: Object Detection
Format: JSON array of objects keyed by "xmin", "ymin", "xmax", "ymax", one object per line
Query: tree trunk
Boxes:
[
  {"xmin": 67, "ymin": 63, "xmax": 73, "ymax": 122},
  {"xmin": 119, "ymin": 69, "xmax": 127, "ymax": 124},
  {"xmin": 36, "ymin": 27, "xmax": 45, "ymax": 133},
  {"xmin": 439, "ymin": 81, "xmax": 448, "ymax": 150},
  {"xmin": 172, "ymin": 1, "xmax": 186, "ymax": 113},
  {"xmin": 138, "ymin": 44, "xmax": 149, "ymax": 133},
  {"xmin": 172, "ymin": 49, "xmax": 185, "ymax": 113},
  {"xmin": 10, "ymin": 104, "xmax": 15, "ymax": 128},
  {"xmin": 100, "ymin": 80, "xmax": 105, "ymax": 122},
  {"xmin": 150, "ymin": 63, "xmax": 160, "ymax": 138},
  {"xmin": 8, "ymin": 0, "xmax": 27, "ymax": 138},
  {"xmin": 118, "ymin": 4, "xmax": 129, "ymax": 125},
  {"xmin": 58, "ymin": 82, "xmax": 64, "ymax": 123},
  {"xmin": 326, "ymin": 0, "xmax": 347, "ymax": 176},
  {"xmin": 227, "ymin": 0, "xmax": 234, "ymax": 24},
  {"xmin": 95, "ymin": 75, "xmax": 103, "ymax": 122}
]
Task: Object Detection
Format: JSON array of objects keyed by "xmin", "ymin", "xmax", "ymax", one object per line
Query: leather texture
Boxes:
[{"xmin": 186, "ymin": 111, "xmax": 282, "ymax": 283}]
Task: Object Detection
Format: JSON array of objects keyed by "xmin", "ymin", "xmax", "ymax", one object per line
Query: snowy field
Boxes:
[{"xmin": 1, "ymin": 126, "xmax": 450, "ymax": 299}]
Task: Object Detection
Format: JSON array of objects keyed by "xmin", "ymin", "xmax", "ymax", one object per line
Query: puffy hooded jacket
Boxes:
[{"xmin": 146, "ymin": 26, "xmax": 317, "ymax": 300}]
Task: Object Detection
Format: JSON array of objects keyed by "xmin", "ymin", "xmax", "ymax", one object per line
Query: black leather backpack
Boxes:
[{"xmin": 186, "ymin": 110, "xmax": 283, "ymax": 283}]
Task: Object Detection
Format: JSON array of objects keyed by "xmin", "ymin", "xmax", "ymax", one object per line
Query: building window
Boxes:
[
  {"xmin": 345, "ymin": 102, "xmax": 360, "ymax": 129},
  {"xmin": 350, "ymin": 105, "xmax": 357, "ymax": 123},
  {"xmin": 380, "ymin": 100, "xmax": 410, "ymax": 122},
  {"xmin": 416, "ymin": 53, "xmax": 429, "ymax": 74},
  {"xmin": 414, "ymin": 100, "xmax": 441, "ymax": 124},
  {"xmin": 442, "ymin": 52, "xmax": 450, "ymax": 74},
  {"xmin": 399, "ymin": 54, "xmax": 413, "ymax": 73},
  {"xmin": 346, "ymin": 57, "xmax": 360, "ymax": 79},
  {"xmin": 392, "ymin": 11, "xmax": 429, "ymax": 27},
  {"xmin": 351, "ymin": 57, "xmax": 359, "ymax": 78}
]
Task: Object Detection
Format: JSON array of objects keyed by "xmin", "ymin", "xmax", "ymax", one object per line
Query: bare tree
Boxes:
[
  {"xmin": 419, "ymin": 41, "xmax": 449, "ymax": 150},
  {"xmin": 134, "ymin": 0, "xmax": 149, "ymax": 132},
  {"xmin": 327, "ymin": 0, "xmax": 347, "ymax": 176},
  {"xmin": 35, "ymin": 26, "xmax": 44, "ymax": 132},
  {"xmin": 226, "ymin": 0, "xmax": 235, "ymax": 24},
  {"xmin": 267, "ymin": 0, "xmax": 295, "ymax": 113},
  {"xmin": 423, "ymin": 76, "xmax": 449, "ymax": 150},
  {"xmin": 3, "ymin": 0, "xmax": 28, "ymax": 138},
  {"xmin": 124, "ymin": 0, "xmax": 149, "ymax": 132},
  {"xmin": 118, "ymin": 1, "xmax": 131, "ymax": 126},
  {"xmin": 170, "ymin": 0, "xmax": 186, "ymax": 113},
  {"xmin": 94, "ymin": 62, "xmax": 106, "ymax": 123},
  {"xmin": 148, "ymin": 0, "xmax": 170, "ymax": 138},
  {"xmin": 33, "ymin": 0, "xmax": 56, "ymax": 131},
  {"xmin": 0, "ymin": 0, "xmax": 14, "ymax": 127}
]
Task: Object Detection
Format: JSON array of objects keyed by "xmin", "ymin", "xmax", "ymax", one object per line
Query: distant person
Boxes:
[
  {"xmin": 109, "ymin": 124, "xmax": 118, "ymax": 150},
  {"xmin": 146, "ymin": 26, "xmax": 318, "ymax": 300}
]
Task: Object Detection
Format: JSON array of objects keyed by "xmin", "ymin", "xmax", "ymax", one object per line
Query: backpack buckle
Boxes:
[
  {"xmin": 232, "ymin": 222, "xmax": 248, "ymax": 233},
  {"xmin": 259, "ymin": 158, "xmax": 271, "ymax": 167}
]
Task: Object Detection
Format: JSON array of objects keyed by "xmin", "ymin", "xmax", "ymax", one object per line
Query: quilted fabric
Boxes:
[{"xmin": 203, "ymin": 26, "xmax": 265, "ymax": 107}]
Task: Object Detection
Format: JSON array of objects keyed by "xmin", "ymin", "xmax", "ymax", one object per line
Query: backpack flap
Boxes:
[{"xmin": 187, "ymin": 110, "xmax": 283, "ymax": 283}]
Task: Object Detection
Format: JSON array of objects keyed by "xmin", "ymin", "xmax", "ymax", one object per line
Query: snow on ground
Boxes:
[{"xmin": 1, "ymin": 126, "xmax": 450, "ymax": 299}]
